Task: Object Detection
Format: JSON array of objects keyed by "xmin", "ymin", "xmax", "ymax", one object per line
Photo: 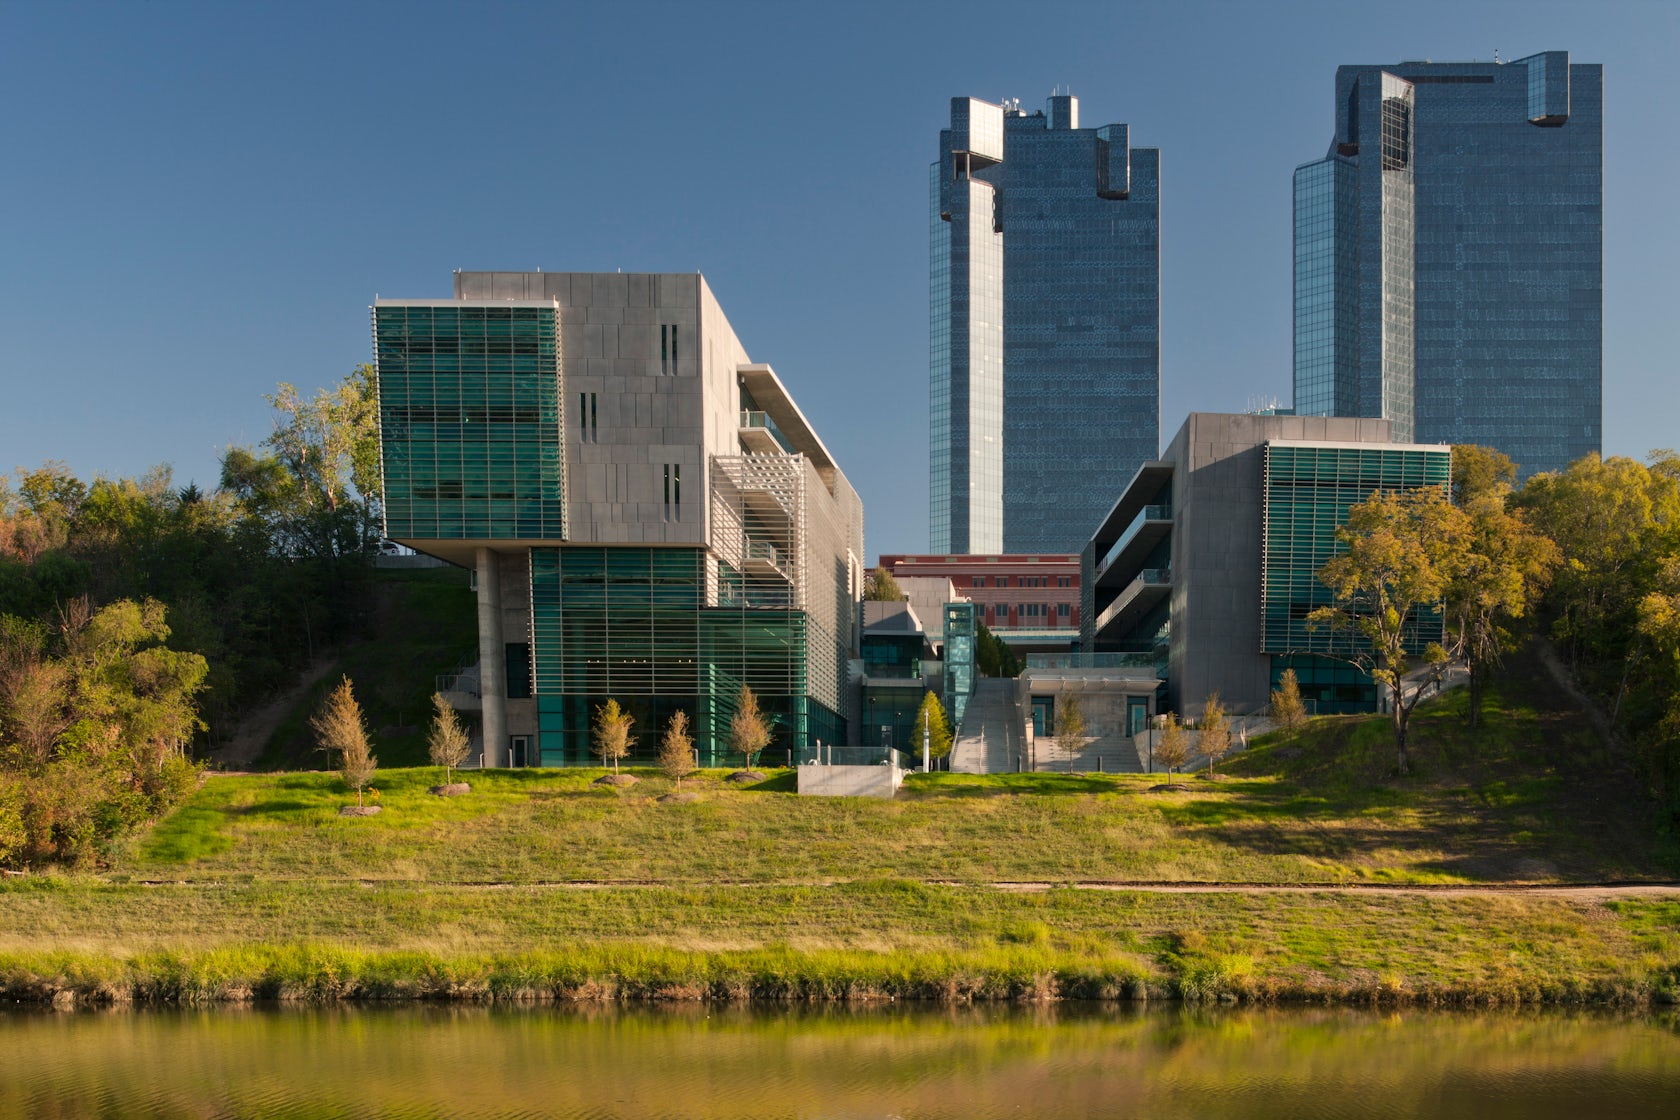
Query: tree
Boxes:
[
  {"xmin": 264, "ymin": 367, "xmax": 380, "ymax": 521},
  {"xmin": 1443, "ymin": 458, "xmax": 1560, "ymax": 727},
  {"xmin": 1271, "ymin": 668, "xmax": 1306, "ymax": 736},
  {"xmin": 975, "ymin": 620, "xmax": 1023, "ymax": 678},
  {"xmin": 591, "ymin": 698, "xmax": 634, "ymax": 775},
  {"xmin": 1054, "ymin": 694, "xmax": 1086, "ymax": 773},
  {"xmin": 912, "ymin": 690, "xmax": 953, "ymax": 766},
  {"xmin": 1452, "ymin": 444, "xmax": 1518, "ymax": 510},
  {"xmin": 1154, "ymin": 713, "xmax": 1188, "ymax": 787},
  {"xmin": 1308, "ymin": 488, "xmax": 1469, "ymax": 775},
  {"xmin": 729, "ymin": 684, "xmax": 772, "ymax": 771},
  {"xmin": 427, "ymin": 692, "xmax": 471, "ymax": 786},
  {"xmin": 0, "ymin": 597, "xmax": 205, "ymax": 868},
  {"xmin": 658, "ymin": 710, "xmax": 697, "ymax": 789},
  {"xmin": 1200, "ymin": 692, "xmax": 1231, "ymax": 776},
  {"xmin": 1515, "ymin": 453, "xmax": 1680, "ymax": 672},
  {"xmin": 862, "ymin": 568, "xmax": 908, "ymax": 602},
  {"xmin": 312, "ymin": 676, "xmax": 376, "ymax": 807},
  {"xmin": 1516, "ymin": 452, "xmax": 1680, "ymax": 734}
]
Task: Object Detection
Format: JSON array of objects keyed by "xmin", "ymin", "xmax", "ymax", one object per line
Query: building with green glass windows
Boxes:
[
  {"xmin": 1082, "ymin": 412, "xmax": 1450, "ymax": 717},
  {"xmin": 373, "ymin": 272, "xmax": 864, "ymax": 767}
]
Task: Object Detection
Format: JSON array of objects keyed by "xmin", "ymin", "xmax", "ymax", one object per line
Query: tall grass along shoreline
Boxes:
[{"xmin": 3, "ymin": 942, "xmax": 1674, "ymax": 1011}]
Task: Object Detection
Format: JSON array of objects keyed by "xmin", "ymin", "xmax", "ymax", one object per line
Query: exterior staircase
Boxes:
[{"xmin": 950, "ymin": 678, "xmax": 1023, "ymax": 774}]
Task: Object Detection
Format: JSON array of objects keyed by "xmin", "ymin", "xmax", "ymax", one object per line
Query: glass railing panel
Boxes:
[
  {"xmin": 739, "ymin": 411, "xmax": 796, "ymax": 453},
  {"xmin": 1096, "ymin": 504, "xmax": 1173, "ymax": 576}
]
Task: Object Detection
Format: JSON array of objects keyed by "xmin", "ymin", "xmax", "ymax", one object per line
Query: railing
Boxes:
[
  {"xmin": 1095, "ymin": 504, "xmax": 1172, "ymax": 578},
  {"xmin": 1026, "ymin": 652, "xmax": 1161, "ymax": 670},
  {"xmin": 1092, "ymin": 567, "xmax": 1172, "ymax": 637},
  {"xmin": 798, "ymin": 744, "xmax": 912, "ymax": 768},
  {"xmin": 435, "ymin": 652, "xmax": 481, "ymax": 698},
  {"xmin": 739, "ymin": 411, "xmax": 795, "ymax": 453},
  {"xmin": 860, "ymin": 660, "xmax": 924, "ymax": 680},
  {"xmin": 746, "ymin": 538, "xmax": 783, "ymax": 568}
]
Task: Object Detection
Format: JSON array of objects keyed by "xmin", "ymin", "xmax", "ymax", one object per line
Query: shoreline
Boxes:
[{"xmin": 3, "ymin": 945, "xmax": 1673, "ymax": 1011}]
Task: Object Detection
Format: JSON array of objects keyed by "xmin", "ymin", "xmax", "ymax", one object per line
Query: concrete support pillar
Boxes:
[{"xmin": 476, "ymin": 547, "xmax": 507, "ymax": 767}]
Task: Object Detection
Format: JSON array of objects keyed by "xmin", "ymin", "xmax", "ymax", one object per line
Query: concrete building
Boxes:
[
  {"xmin": 1294, "ymin": 52, "xmax": 1601, "ymax": 476},
  {"xmin": 1083, "ymin": 413, "xmax": 1451, "ymax": 716},
  {"xmin": 889, "ymin": 575, "xmax": 965, "ymax": 648},
  {"xmin": 857, "ymin": 597, "xmax": 977, "ymax": 761},
  {"xmin": 932, "ymin": 94, "xmax": 1160, "ymax": 553},
  {"xmin": 373, "ymin": 271, "xmax": 864, "ymax": 766},
  {"xmin": 877, "ymin": 553, "xmax": 1080, "ymax": 651}
]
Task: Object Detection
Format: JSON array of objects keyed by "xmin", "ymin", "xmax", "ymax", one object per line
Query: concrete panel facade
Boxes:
[
  {"xmin": 1165, "ymin": 413, "xmax": 1395, "ymax": 714},
  {"xmin": 383, "ymin": 272, "xmax": 863, "ymax": 761}
]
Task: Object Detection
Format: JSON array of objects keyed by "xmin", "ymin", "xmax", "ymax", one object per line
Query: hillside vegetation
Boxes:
[{"xmin": 5, "ymin": 656, "xmax": 1680, "ymax": 1007}]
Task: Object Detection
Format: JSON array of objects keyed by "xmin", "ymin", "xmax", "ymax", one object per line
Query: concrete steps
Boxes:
[{"xmin": 950, "ymin": 679, "xmax": 1022, "ymax": 774}]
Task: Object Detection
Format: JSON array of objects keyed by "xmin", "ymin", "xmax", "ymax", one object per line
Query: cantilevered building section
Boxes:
[
  {"xmin": 932, "ymin": 94, "xmax": 1160, "ymax": 554},
  {"xmin": 374, "ymin": 272, "xmax": 864, "ymax": 767},
  {"xmin": 1294, "ymin": 52, "xmax": 1601, "ymax": 476}
]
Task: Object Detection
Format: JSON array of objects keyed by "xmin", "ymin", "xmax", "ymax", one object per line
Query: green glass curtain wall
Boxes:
[
  {"xmin": 529, "ymin": 546, "xmax": 836, "ymax": 766},
  {"xmin": 374, "ymin": 304, "xmax": 567, "ymax": 540},
  {"xmin": 1261, "ymin": 443, "xmax": 1451, "ymax": 657}
]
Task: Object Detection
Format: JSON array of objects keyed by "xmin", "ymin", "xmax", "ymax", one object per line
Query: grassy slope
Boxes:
[
  {"xmin": 255, "ymin": 566, "xmax": 476, "ymax": 770},
  {"xmin": 7, "ymin": 647, "xmax": 1680, "ymax": 1004}
]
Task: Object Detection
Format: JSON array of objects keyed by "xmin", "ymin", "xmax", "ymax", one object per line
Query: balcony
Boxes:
[
  {"xmin": 1094, "ymin": 504, "xmax": 1172, "ymax": 588},
  {"xmin": 739, "ymin": 410, "xmax": 795, "ymax": 455},
  {"xmin": 742, "ymin": 537, "xmax": 792, "ymax": 580},
  {"xmin": 1092, "ymin": 567, "xmax": 1171, "ymax": 642}
]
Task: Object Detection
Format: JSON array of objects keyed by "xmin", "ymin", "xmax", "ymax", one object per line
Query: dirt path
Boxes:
[
  {"xmin": 210, "ymin": 657, "xmax": 338, "ymax": 769},
  {"xmin": 1536, "ymin": 640, "xmax": 1619, "ymax": 749},
  {"xmin": 125, "ymin": 876, "xmax": 1680, "ymax": 901}
]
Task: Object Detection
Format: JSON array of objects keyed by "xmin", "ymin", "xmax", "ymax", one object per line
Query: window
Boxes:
[
  {"xmin": 660, "ymin": 323, "xmax": 681, "ymax": 375},
  {"xmin": 1059, "ymin": 602, "xmax": 1071, "ymax": 618},
  {"xmin": 663, "ymin": 463, "xmax": 681, "ymax": 521},
  {"xmin": 505, "ymin": 643, "xmax": 532, "ymax": 699},
  {"xmin": 1057, "ymin": 575, "xmax": 1071, "ymax": 588},
  {"xmin": 578, "ymin": 392, "xmax": 598, "ymax": 442},
  {"xmin": 972, "ymin": 575, "xmax": 984, "ymax": 588}
]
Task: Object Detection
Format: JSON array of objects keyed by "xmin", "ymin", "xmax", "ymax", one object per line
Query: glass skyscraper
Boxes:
[
  {"xmin": 1293, "ymin": 52, "xmax": 1602, "ymax": 476},
  {"xmin": 932, "ymin": 94, "xmax": 1160, "ymax": 554}
]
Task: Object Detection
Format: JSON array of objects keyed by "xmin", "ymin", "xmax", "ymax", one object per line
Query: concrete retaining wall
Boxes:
[{"xmin": 797, "ymin": 763, "xmax": 903, "ymax": 798}]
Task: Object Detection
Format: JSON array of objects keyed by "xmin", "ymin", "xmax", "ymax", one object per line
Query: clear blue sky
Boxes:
[{"xmin": 3, "ymin": 0, "xmax": 1674, "ymax": 561}]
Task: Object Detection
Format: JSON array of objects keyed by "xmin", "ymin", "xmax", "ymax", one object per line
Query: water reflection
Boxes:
[{"xmin": 0, "ymin": 1003, "xmax": 1676, "ymax": 1118}]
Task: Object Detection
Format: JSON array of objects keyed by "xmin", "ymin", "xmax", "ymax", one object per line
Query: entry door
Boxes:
[
  {"xmin": 509, "ymin": 735, "xmax": 530, "ymax": 768},
  {"xmin": 1031, "ymin": 697, "xmax": 1054, "ymax": 737},
  {"xmin": 1127, "ymin": 698, "xmax": 1149, "ymax": 738}
]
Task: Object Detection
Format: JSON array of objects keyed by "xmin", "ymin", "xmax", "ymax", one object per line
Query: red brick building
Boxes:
[{"xmin": 876, "ymin": 554, "xmax": 1079, "ymax": 651}]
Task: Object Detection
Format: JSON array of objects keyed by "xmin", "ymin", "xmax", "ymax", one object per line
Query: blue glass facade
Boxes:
[
  {"xmin": 1294, "ymin": 53, "xmax": 1602, "ymax": 477},
  {"xmin": 933, "ymin": 95, "xmax": 1159, "ymax": 554}
]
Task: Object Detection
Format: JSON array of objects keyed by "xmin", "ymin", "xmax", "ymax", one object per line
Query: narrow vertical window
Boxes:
[
  {"xmin": 578, "ymin": 393, "xmax": 599, "ymax": 442},
  {"xmin": 661, "ymin": 463, "xmax": 681, "ymax": 521},
  {"xmin": 660, "ymin": 325, "xmax": 669, "ymax": 375},
  {"xmin": 671, "ymin": 324, "xmax": 679, "ymax": 372}
]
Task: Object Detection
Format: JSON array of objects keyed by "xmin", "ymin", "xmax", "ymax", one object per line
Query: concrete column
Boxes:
[{"xmin": 476, "ymin": 547, "xmax": 507, "ymax": 767}]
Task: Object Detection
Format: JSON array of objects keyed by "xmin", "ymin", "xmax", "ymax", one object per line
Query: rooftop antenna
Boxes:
[{"xmin": 1493, "ymin": 48, "xmax": 1501, "ymax": 63}]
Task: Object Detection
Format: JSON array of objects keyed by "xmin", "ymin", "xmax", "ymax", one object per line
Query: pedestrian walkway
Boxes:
[{"xmin": 950, "ymin": 679, "xmax": 1020, "ymax": 773}]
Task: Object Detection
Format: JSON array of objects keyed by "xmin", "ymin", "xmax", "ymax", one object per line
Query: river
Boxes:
[{"xmin": 1, "ymin": 1004, "xmax": 1676, "ymax": 1117}]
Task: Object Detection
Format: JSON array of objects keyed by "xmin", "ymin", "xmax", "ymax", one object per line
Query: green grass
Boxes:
[
  {"xmin": 3, "ymin": 879, "xmax": 1677, "ymax": 1006},
  {"xmin": 10, "ymin": 649, "xmax": 1680, "ymax": 1006}
]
